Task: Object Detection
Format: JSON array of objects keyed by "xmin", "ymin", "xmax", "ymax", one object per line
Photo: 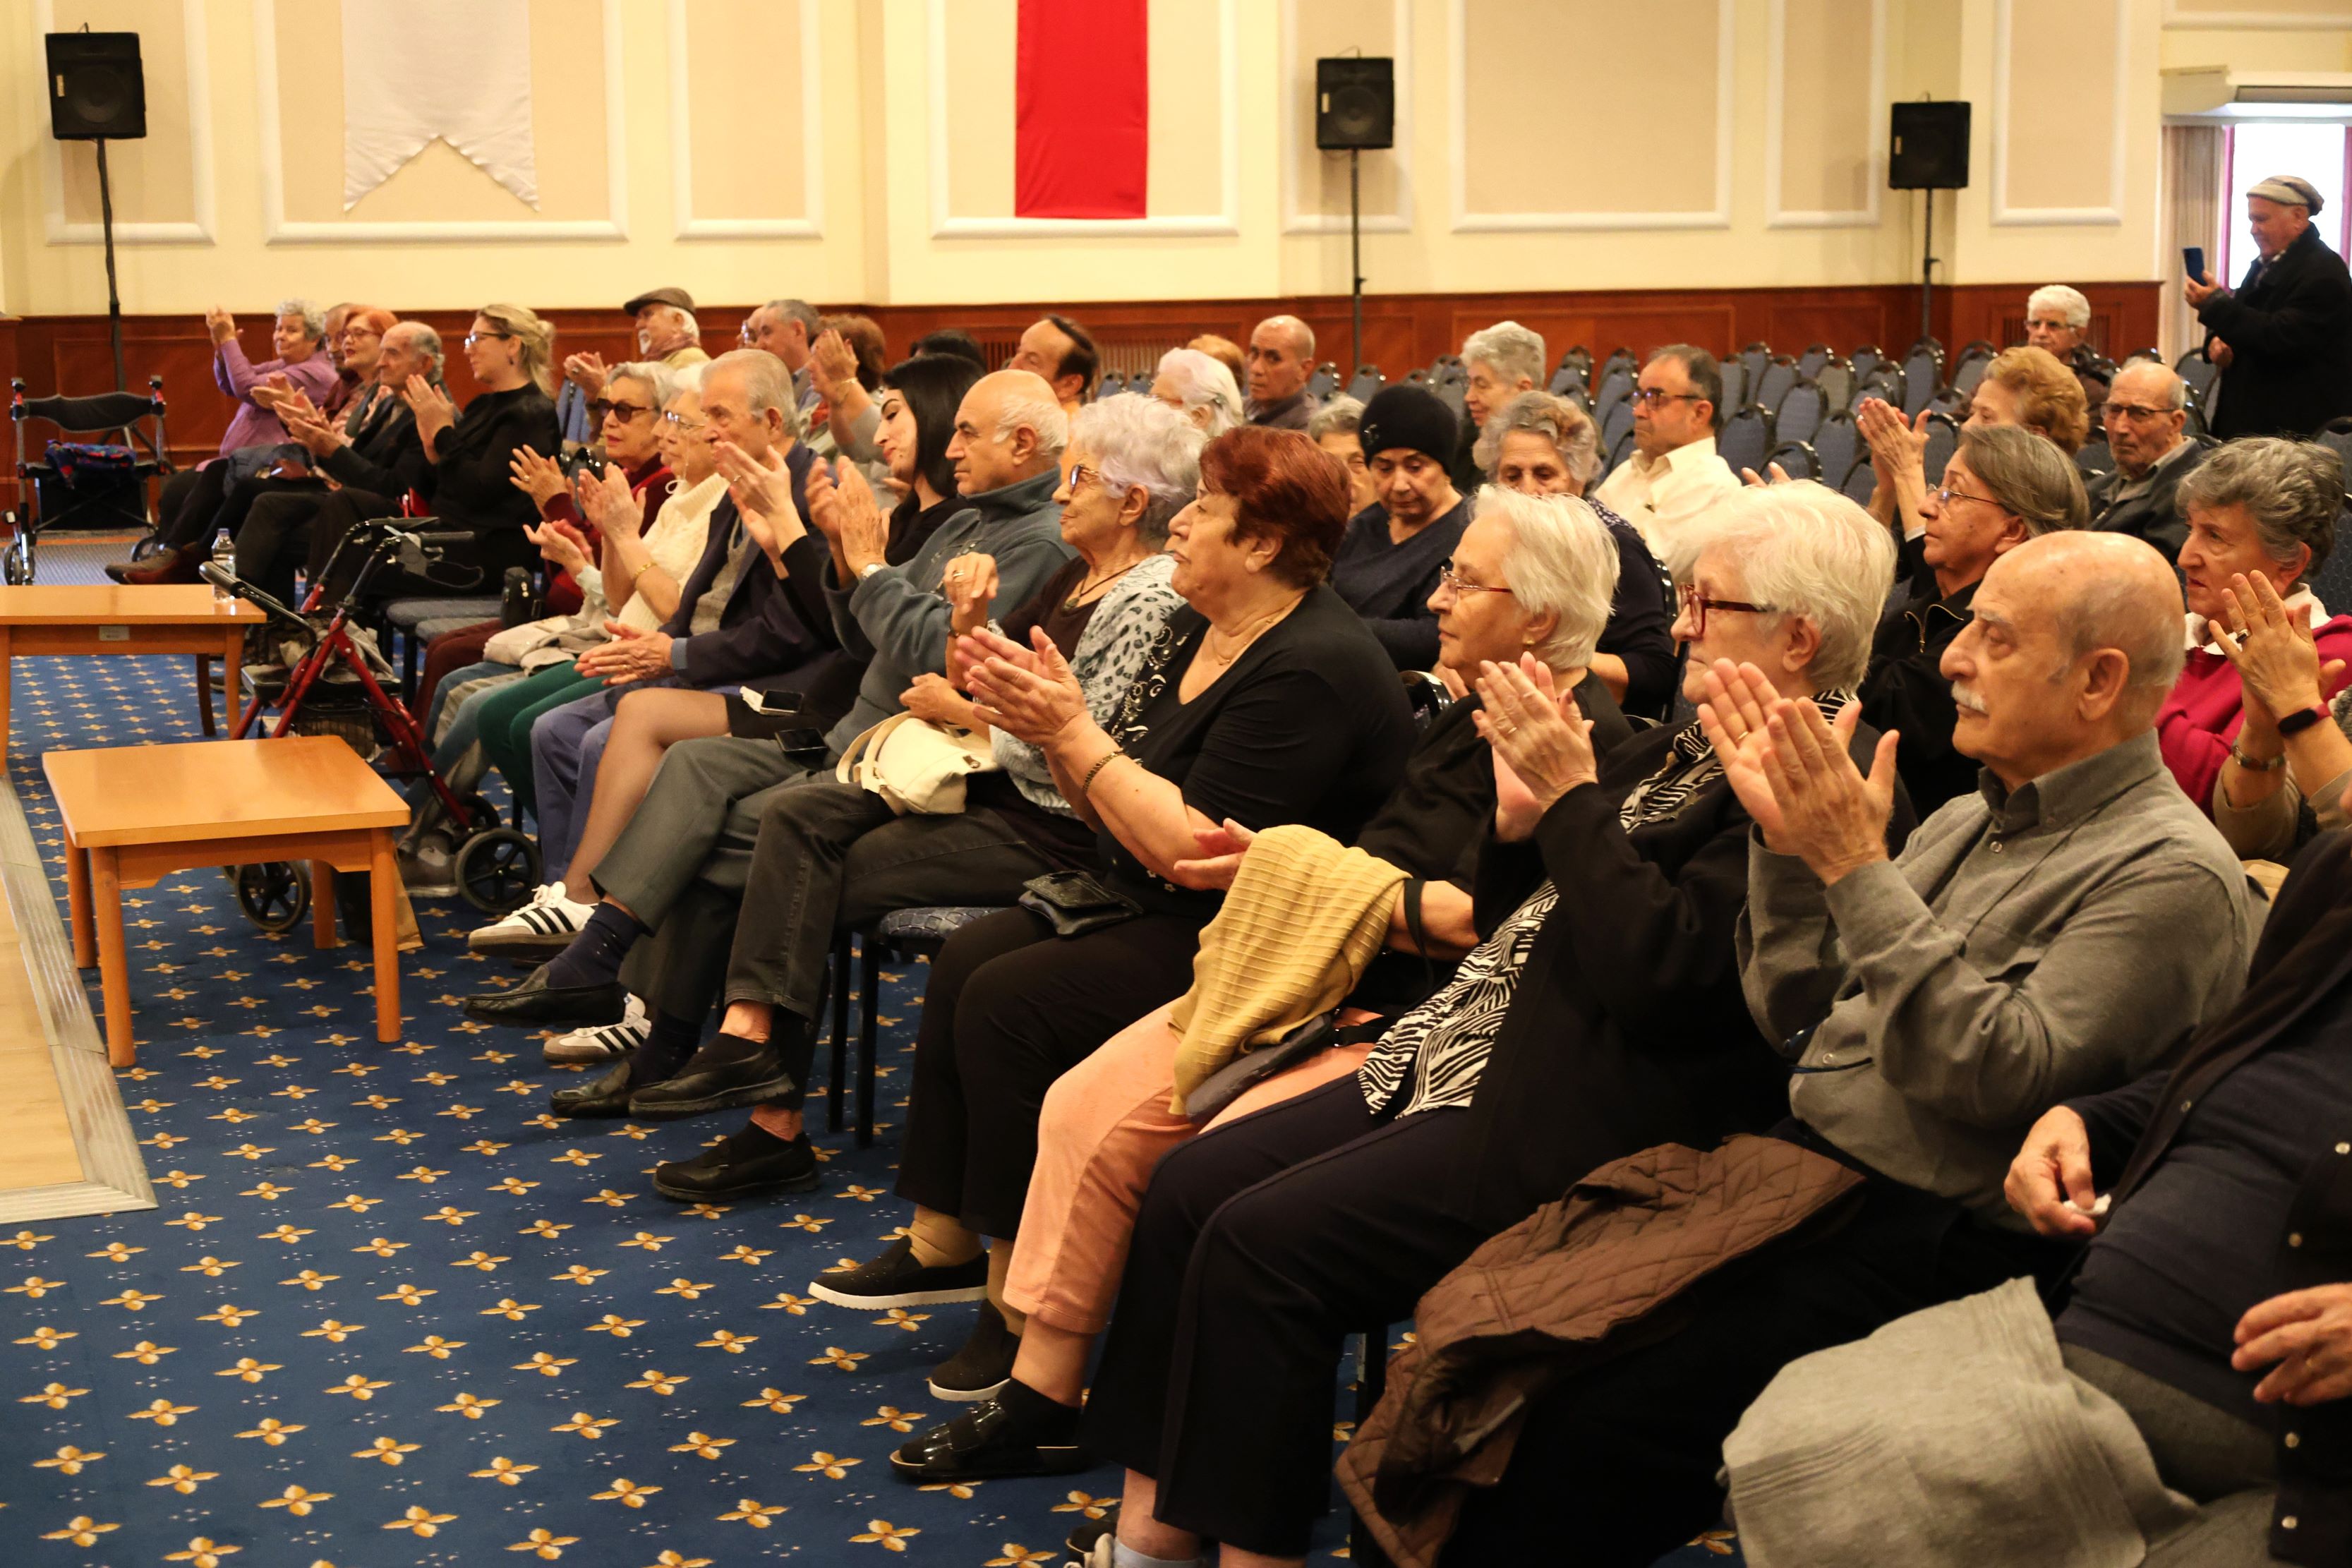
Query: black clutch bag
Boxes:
[
  {"xmin": 1181, "ymin": 1008, "xmax": 1342, "ymax": 1123},
  {"xmin": 1018, "ymin": 869, "xmax": 1142, "ymax": 939}
]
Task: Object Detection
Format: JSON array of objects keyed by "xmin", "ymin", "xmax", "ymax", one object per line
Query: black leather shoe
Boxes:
[
  {"xmin": 549, "ymin": 1059, "xmax": 641, "ymax": 1118},
  {"xmin": 889, "ymin": 1382, "xmax": 1088, "ymax": 1484},
  {"xmin": 626, "ymin": 1033, "xmax": 796, "ymax": 1119},
  {"xmin": 460, "ymin": 964, "xmax": 626, "ymax": 1029},
  {"xmin": 652, "ymin": 1126, "xmax": 820, "ymax": 1200}
]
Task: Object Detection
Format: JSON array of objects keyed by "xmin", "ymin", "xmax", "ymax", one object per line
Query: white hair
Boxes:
[
  {"xmin": 1462, "ymin": 320, "xmax": 1547, "ymax": 390},
  {"xmin": 1307, "ymin": 394, "xmax": 1364, "ymax": 444},
  {"xmin": 1678, "ymin": 481, "xmax": 1897, "ymax": 693},
  {"xmin": 277, "ymin": 298, "xmax": 325, "ymax": 342},
  {"xmin": 657, "ymin": 305, "xmax": 700, "ymax": 340},
  {"xmin": 605, "ymin": 361, "xmax": 679, "ymax": 411},
  {"xmin": 1152, "ymin": 348, "xmax": 1245, "ymax": 438},
  {"xmin": 1070, "ymin": 395, "xmax": 1207, "ymax": 545},
  {"xmin": 706, "ymin": 348, "xmax": 804, "ymax": 440},
  {"xmin": 994, "ymin": 387, "xmax": 1070, "ymax": 459},
  {"xmin": 2027, "ymin": 285, "xmax": 2092, "ymax": 331},
  {"xmin": 669, "ymin": 361, "xmax": 706, "ymax": 397},
  {"xmin": 1475, "ymin": 487, "xmax": 1620, "ymax": 673}
]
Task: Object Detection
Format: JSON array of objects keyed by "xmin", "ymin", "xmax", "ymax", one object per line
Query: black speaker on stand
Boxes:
[
  {"xmin": 47, "ymin": 29, "xmax": 147, "ymax": 392},
  {"xmin": 1890, "ymin": 99, "xmax": 1971, "ymax": 348},
  {"xmin": 1317, "ymin": 56, "xmax": 1394, "ymax": 381}
]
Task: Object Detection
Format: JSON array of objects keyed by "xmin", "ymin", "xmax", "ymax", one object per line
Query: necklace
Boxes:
[
  {"xmin": 1198, "ymin": 593, "xmax": 1305, "ymax": 669},
  {"xmin": 1061, "ymin": 557, "xmax": 1147, "ymax": 611}
]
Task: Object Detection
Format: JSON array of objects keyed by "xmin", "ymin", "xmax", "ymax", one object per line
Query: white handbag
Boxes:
[{"xmin": 833, "ymin": 711, "xmax": 1001, "ymax": 814}]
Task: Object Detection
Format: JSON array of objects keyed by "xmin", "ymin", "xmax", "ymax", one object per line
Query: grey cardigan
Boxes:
[
  {"xmin": 991, "ymin": 552, "xmax": 1184, "ymax": 814},
  {"xmin": 1739, "ymin": 729, "xmax": 2253, "ymax": 1229}
]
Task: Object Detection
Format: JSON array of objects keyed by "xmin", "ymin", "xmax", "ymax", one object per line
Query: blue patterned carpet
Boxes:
[{"xmin": 0, "ymin": 591, "xmax": 1744, "ymax": 1565}]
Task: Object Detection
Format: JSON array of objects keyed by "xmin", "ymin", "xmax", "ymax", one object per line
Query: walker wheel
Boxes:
[
  {"xmin": 455, "ymin": 829, "xmax": 540, "ymax": 915},
  {"xmin": 459, "ymin": 793, "xmax": 500, "ymax": 834},
  {"xmin": 1, "ymin": 548, "xmax": 27, "ymax": 587},
  {"xmin": 235, "ymin": 861, "xmax": 310, "ymax": 933},
  {"xmin": 129, "ymin": 533, "xmax": 166, "ymax": 562}
]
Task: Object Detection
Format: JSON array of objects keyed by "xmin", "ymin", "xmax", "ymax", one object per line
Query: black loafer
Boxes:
[
  {"xmin": 652, "ymin": 1126, "xmax": 820, "ymax": 1201},
  {"xmin": 888, "ymin": 1385, "xmax": 1088, "ymax": 1484},
  {"xmin": 626, "ymin": 1033, "xmax": 796, "ymax": 1120},
  {"xmin": 809, "ymin": 1236, "xmax": 989, "ymax": 1310},
  {"xmin": 460, "ymin": 964, "xmax": 626, "ymax": 1029},
  {"xmin": 1066, "ymin": 1502, "xmax": 1118, "ymax": 1560},
  {"xmin": 550, "ymin": 1059, "xmax": 641, "ymax": 1118},
  {"xmin": 927, "ymin": 1299, "xmax": 1020, "ymax": 1401}
]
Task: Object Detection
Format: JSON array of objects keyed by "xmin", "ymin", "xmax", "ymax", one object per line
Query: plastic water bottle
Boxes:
[{"xmin": 210, "ymin": 529, "xmax": 235, "ymax": 605}]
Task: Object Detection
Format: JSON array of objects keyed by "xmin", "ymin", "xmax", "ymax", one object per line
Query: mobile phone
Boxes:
[{"xmin": 2184, "ymin": 246, "xmax": 2206, "ymax": 281}]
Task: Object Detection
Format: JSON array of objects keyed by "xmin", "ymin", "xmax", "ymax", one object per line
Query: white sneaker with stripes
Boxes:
[
  {"xmin": 543, "ymin": 993, "xmax": 650, "ymax": 1066},
  {"xmin": 469, "ymin": 882, "xmax": 596, "ymax": 957}
]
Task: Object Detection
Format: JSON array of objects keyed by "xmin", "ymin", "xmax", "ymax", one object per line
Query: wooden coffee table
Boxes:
[
  {"xmin": 42, "ymin": 735, "xmax": 410, "ymax": 1065},
  {"xmin": 0, "ymin": 584, "xmax": 265, "ymax": 750}
]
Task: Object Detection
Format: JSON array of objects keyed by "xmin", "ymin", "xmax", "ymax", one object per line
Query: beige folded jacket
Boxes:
[{"xmin": 1164, "ymin": 824, "xmax": 1409, "ymax": 1111}]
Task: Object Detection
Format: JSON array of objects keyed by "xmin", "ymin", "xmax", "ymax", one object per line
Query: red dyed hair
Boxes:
[{"xmin": 1195, "ymin": 425, "xmax": 1352, "ymax": 586}]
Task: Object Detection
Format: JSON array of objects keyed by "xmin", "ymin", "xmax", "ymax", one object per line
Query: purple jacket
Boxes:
[{"xmin": 212, "ymin": 341, "xmax": 337, "ymax": 457}]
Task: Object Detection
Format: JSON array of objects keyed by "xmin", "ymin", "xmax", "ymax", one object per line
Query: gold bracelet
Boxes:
[{"xmin": 1079, "ymin": 749, "xmax": 1124, "ymax": 796}]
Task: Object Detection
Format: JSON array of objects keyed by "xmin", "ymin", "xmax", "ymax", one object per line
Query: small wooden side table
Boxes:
[
  {"xmin": 42, "ymin": 735, "xmax": 410, "ymax": 1065},
  {"xmin": 0, "ymin": 584, "xmax": 265, "ymax": 749}
]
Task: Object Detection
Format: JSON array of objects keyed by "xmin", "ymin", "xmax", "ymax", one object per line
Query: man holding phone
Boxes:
[{"xmin": 2185, "ymin": 173, "xmax": 2352, "ymax": 438}]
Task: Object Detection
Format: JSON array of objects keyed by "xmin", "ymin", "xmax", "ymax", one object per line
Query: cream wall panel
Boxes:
[
  {"xmin": 940, "ymin": 0, "xmax": 1018, "ymax": 219},
  {"xmin": 1994, "ymin": 0, "xmax": 2128, "ymax": 222},
  {"xmin": 1282, "ymin": 0, "xmax": 1408, "ymax": 234},
  {"xmin": 1454, "ymin": 0, "xmax": 1731, "ymax": 230},
  {"xmin": 1768, "ymin": 0, "xmax": 1885, "ymax": 226},
  {"xmin": 40, "ymin": 0, "xmax": 213, "ymax": 243},
  {"xmin": 673, "ymin": 0, "xmax": 821, "ymax": 237},
  {"xmin": 2159, "ymin": 24, "xmax": 2352, "ymax": 65},
  {"xmin": 2164, "ymin": 0, "xmax": 2352, "ymax": 26}
]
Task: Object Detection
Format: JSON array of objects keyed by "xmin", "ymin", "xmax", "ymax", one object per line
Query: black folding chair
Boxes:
[{"xmin": 8, "ymin": 375, "xmax": 171, "ymax": 584}]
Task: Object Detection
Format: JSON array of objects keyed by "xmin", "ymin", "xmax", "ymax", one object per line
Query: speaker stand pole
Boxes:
[
  {"xmin": 95, "ymin": 136, "xmax": 125, "ymax": 392},
  {"xmin": 1349, "ymin": 147, "xmax": 1365, "ymax": 378},
  {"xmin": 1918, "ymin": 188, "xmax": 1936, "ymax": 347}
]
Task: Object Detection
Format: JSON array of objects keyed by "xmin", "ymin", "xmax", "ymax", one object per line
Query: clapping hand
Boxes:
[
  {"xmin": 1171, "ymin": 818, "xmax": 1258, "ymax": 892},
  {"xmin": 1473, "ymin": 654, "xmax": 1599, "ymax": 840},
  {"xmin": 713, "ymin": 440, "xmax": 807, "ymax": 560},
  {"xmin": 205, "ymin": 306, "xmax": 236, "ymax": 346},
  {"xmin": 572, "ymin": 620, "xmax": 674, "ymax": 685},
  {"xmin": 562, "ymin": 351, "xmax": 610, "ymax": 395},
  {"xmin": 1698, "ymin": 659, "xmax": 1788, "ymax": 840},
  {"xmin": 811, "ymin": 329, "xmax": 859, "ymax": 400},
  {"xmin": 577, "ymin": 461, "xmax": 639, "ymax": 538},
  {"xmin": 820, "ymin": 458, "xmax": 890, "ymax": 576},
  {"xmin": 402, "ymin": 375, "xmax": 457, "ymax": 450},
  {"xmin": 282, "ymin": 408, "xmax": 345, "ymax": 460},
  {"xmin": 250, "ymin": 372, "xmax": 294, "ymax": 413},
  {"xmin": 943, "ymin": 554, "xmax": 1001, "ymax": 636},
  {"xmin": 2235, "ymin": 1284, "xmax": 2352, "ymax": 1406},
  {"xmin": 2215, "ymin": 571, "xmax": 2343, "ymax": 727},
  {"xmin": 1855, "ymin": 397, "xmax": 1927, "ymax": 473},
  {"xmin": 963, "ymin": 625, "xmax": 1088, "ymax": 747},
  {"xmin": 1757, "ymin": 693, "xmax": 1899, "ymax": 885},
  {"xmin": 524, "ymin": 520, "xmax": 590, "ymax": 577},
  {"xmin": 507, "ymin": 445, "xmax": 569, "ymax": 509}
]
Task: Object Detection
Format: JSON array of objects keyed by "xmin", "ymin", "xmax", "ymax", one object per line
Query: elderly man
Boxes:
[
  {"xmin": 2188, "ymin": 174, "xmax": 2352, "ymax": 438},
  {"xmin": 1243, "ymin": 315, "xmax": 1318, "ymax": 430},
  {"xmin": 1351, "ymin": 531, "xmax": 2257, "ymax": 1568},
  {"xmin": 741, "ymin": 297, "xmax": 824, "ymax": 412},
  {"xmin": 2086, "ymin": 361, "xmax": 2207, "ymax": 557},
  {"xmin": 1007, "ymin": 314, "xmax": 1099, "ymax": 419},
  {"xmin": 1330, "ymin": 383, "xmax": 1469, "ymax": 670},
  {"xmin": 556, "ymin": 287, "xmax": 713, "ymax": 447},
  {"xmin": 1592, "ymin": 344, "xmax": 1742, "ymax": 572},
  {"xmin": 464, "ymin": 368, "xmax": 1074, "ymax": 1069}
]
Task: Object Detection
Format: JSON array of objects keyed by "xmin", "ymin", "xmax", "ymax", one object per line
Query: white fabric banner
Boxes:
[{"xmin": 342, "ymin": 0, "xmax": 538, "ymax": 210}]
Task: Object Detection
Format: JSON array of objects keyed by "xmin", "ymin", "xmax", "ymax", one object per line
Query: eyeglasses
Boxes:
[
  {"xmin": 1066, "ymin": 463, "xmax": 1103, "ymax": 493},
  {"xmin": 590, "ymin": 399, "xmax": 653, "ymax": 424},
  {"xmin": 1627, "ymin": 387, "xmax": 1705, "ymax": 408},
  {"xmin": 1436, "ymin": 562, "xmax": 1513, "ymax": 598},
  {"xmin": 1677, "ymin": 584, "xmax": 1773, "ymax": 636},
  {"xmin": 340, "ymin": 328, "xmax": 382, "ymax": 343},
  {"xmin": 1933, "ymin": 485, "xmax": 2001, "ymax": 509},
  {"xmin": 2099, "ymin": 402, "xmax": 2174, "ymax": 423},
  {"xmin": 661, "ymin": 411, "xmax": 711, "ymax": 433},
  {"xmin": 464, "ymin": 331, "xmax": 514, "ymax": 348}
]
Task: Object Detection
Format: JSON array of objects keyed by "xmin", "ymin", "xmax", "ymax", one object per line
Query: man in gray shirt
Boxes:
[{"xmin": 1428, "ymin": 531, "xmax": 2260, "ymax": 1566}]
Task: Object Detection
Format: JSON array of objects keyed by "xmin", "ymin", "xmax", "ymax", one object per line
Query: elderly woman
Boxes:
[
  {"xmin": 1078, "ymin": 483, "xmax": 1908, "ymax": 1568},
  {"xmin": 1307, "ymin": 394, "xmax": 1375, "ymax": 515},
  {"xmin": 1332, "ymin": 383, "xmax": 1471, "ymax": 670},
  {"xmin": 883, "ymin": 486, "xmax": 1634, "ymax": 1483},
  {"xmin": 111, "ymin": 297, "xmax": 342, "ymax": 582},
  {"xmin": 1858, "ymin": 345, "xmax": 2089, "ymax": 543},
  {"xmin": 564, "ymin": 396, "xmax": 1199, "ymax": 1135},
  {"xmin": 1151, "ymin": 347, "xmax": 1246, "ymax": 437},
  {"xmin": 2025, "ymin": 283, "xmax": 2111, "ymax": 411},
  {"xmin": 2159, "ymin": 438, "xmax": 2352, "ymax": 817},
  {"xmin": 1477, "ymin": 390, "xmax": 1679, "ymax": 716},
  {"xmin": 1456, "ymin": 320, "xmax": 1545, "ymax": 486},
  {"xmin": 800, "ymin": 427, "xmax": 1415, "ymax": 1395},
  {"xmin": 1862, "ymin": 423, "xmax": 2088, "ymax": 814}
]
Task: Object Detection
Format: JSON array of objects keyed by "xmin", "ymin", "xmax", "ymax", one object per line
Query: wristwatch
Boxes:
[{"xmin": 2279, "ymin": 702, "xmax": 2332, "ymax": 737}]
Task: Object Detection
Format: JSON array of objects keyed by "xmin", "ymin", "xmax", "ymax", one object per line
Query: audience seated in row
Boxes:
[
  {"xmin": 1591, "ymin": 344, "xmax": 1744, "ymax": 573},
  {"xmin": 1243, "ymin": 315, "xmax": 1318, "ymax": 430}
]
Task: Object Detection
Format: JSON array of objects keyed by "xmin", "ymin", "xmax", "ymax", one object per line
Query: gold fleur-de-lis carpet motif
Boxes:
[{"xmin": 0, "ymin": 610, "xmax": 1739, "ymax": 1566}]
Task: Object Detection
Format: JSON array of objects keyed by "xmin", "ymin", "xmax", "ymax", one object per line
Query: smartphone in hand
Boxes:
[{"xmin": 2184, "ymin": 245, "xmax": 2206, "ymax": 281}]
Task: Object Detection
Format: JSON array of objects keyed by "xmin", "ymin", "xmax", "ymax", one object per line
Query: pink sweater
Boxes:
[
  {"xmin": 2157, "ymin": 608, "xmax": 2352, "ymax": 814},
  {"xmin": 212, "ymin": 342, "xmax": 338, "ymax": 457}
]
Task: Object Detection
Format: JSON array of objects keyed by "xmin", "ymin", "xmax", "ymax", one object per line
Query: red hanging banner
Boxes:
[{"xmin": 1014, "ymin": 0, "xmax": 1148, "ymax": 219}]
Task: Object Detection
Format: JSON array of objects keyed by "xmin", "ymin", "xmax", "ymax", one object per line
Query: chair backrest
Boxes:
[
  {"xmin": 11, "ymin": 376, "xmax": 171, "ymax": 472},
  {"xmin": 1098, "ymin": 371, "xmax": 1126, "ymax": 398},
  {"xmin": 1853, "ymin": 363, "xmax": 1905, "ymax": 415},
  {"xmin": 1766, "ymin": 440, "xmax": 1821, "ymax": 480},
  {"xmin": 1559, "ymin": 382, "xmax": 1593, "ymax": 415},
  {"xmin": 1796, "ymin": 343, "xmax": 1832, "ymax": 380},
  {"xmin": 2312, "ymin": 418, "xmax": 2352, "ymax": 477},
  {"xmin": 1345, "ymin": 366, "xmax": 1387, "ymax": 403},
  {"xmin": 1776, "ymin": 381, "xmax": 1826, "ymax": 445},
  {"xmin": 1755, "ymin": 356, "xmax": 1799, "ymax": 414},
  {"xmin": 1305, "ymin": 363, "xmax": 1339, "ymax": 400},
  {"xmin": 1849, "ymin": 344, "xmax": 1883, "ymax": 381},
  {"xmin": 1607, "ymin": 425, "xmax": 1637, "ymax": 474},
  {"xmin": 1594, "ymin": 366, "xmax": 1636, "ymax": 421},
  {"xmin": 1434, "ymin": 380, "xmax": 1469, "ymax": 423},
  {"xmin": 1738, "ymin": 342, "xmax": 1773, "ymax": 382},
  {"xmin": 2174, "ymin": 347, "xmax": 2219, "ymax": 406},
  {"xmin": 1600, "ymin": 394, "xmax": 1636, "ymax": 452},
  {"xmin": 1950, "ymin": 354, "xmax": 1991, "ymax": 402},
  {"xmin": 1430, "ymin": 356, "xmax": 1468, "ymax": 390},
  {"xmin": 2308, "ymin": 511, "xmax": 2352, "ymax": 613},
  {"xmin": 1810, "ymin": 407, "xmax": 1861, "ymax": 483},
  {"xmin": 1598, "ymin": 347, "xmax": 1637, "ymax": 387},
  {"xmin": 1921, "ymin": 410, "xmax": 1962, "ymax": 486},
  {"xmin": 1548, "ymin": 362, "xmax": 1588, "ymax": 397},
  {"xmin": 1560, "ymin": 346, "xmax": 1593, "ymax": 380},
  {"xmin": 1928, "ymin": 385, "xmax": 1972, "ymax": 419},
  {"xmin": 1718, "ymin": 359, "xmax": 1749, "ymax": 416},
  {"xmin": 2185, "ymin": 402, "xmax": 2212, "ymax": 444},
  {"xmin": 1814, "ymin": 359, "xmax": 1853, "ymax": 413},
  {"xmin": 2118, "ymin": 346, "xmax": 2162, "ymax": 368},
  {"xmin": 1900, "ymin": 349, "xmax": 1943, "ymax": 416},
  {"xmin": 1406, "ymin": 368, "xmax": 1430, "ymax": 385},
  {"xmin": 2075, "ymin": 439, "xmax": 2114, "ymax": 478},
  {"xmin": 1717, "ymin": 405, "xmax": 1775, "ymax": 476},
  {"xmin": 1838, "ymin": 454, "xmax": 1879, "ymax": 507}
]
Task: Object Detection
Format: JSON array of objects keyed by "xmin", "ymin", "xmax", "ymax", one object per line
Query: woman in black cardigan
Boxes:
[
  {"xmin": 307, "ymin": 303, "xmax": 562, "ymax": 601},
  {"xmin": 1080, "ymin": 481, "xmax": 1919, "ymax": 1568}
]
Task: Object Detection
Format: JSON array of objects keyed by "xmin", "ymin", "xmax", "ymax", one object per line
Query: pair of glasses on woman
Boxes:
[
  {"xmin": 463, "ymin": 330, "xmax": 514, "ymax": 348},
  {"xmin": 661, "ymin": 410, "xmax": 710, "ymax": 434},
  {"xmin": 1436, "ymin": 563, "xmax": 1512, "ymax": 597},
  {"xmin": 589, "ymin": 399, "xmax": 653, "ymax": 424},
  {"xmin": 1677, "ymin": 584, "xmax": 1774, "ymax": 636}
]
